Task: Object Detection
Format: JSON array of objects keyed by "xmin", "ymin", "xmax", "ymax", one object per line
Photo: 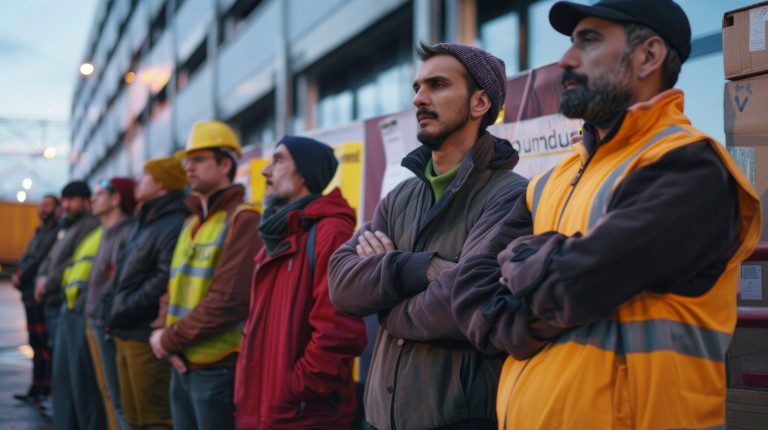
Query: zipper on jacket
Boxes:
[
  {"xmin": 556, "ymin": 156, "xmax": 592, "ymax": 232},
  {"xmin": 287, "ymin": 258, "xmax": 292, "ymax": 272},
  {"xmin": 503, "ymin": 359, "xmax": 532, "ymax": 429},
  {"xmin": 390, "ymin": 340, "xmax": 407, "ymax": 430}
]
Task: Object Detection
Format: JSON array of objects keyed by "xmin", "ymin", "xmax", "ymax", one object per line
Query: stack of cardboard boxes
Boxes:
[{"xmin": 722, "ymin": 3, "xmax": 768, "ymax": 427}]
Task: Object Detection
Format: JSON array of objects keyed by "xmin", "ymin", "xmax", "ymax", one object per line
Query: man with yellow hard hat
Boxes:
[{"xmin": 148, "ymin": 121, "xmax": 263, "ymax": 430}]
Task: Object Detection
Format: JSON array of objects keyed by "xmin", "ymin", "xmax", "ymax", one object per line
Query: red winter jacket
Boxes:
[{"xmin": 235, "ymin": 188, "xmax": 367, "ymax": 430}]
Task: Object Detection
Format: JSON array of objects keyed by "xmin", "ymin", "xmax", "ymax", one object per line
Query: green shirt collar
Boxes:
[{"xmin": 425, "ymin": 158, "xmax": 460, "ymax": 203}]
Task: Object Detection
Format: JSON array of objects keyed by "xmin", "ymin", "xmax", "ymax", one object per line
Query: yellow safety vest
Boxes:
[
  {"xmin": 166, "ymin": 204, "xmax": 252, "ymax": 364},
  {"xmin": 497, "ymin": 92, "xmax": 762, "ymax": 429},
  {"xmin": 62, "ymin": 226, "xmax": 103, "ymax": 309}
]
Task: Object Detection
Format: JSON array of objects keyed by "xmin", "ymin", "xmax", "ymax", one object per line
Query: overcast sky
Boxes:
[
  {"xmin": 0, "ymin": 0, "xmax": 98, "ymax": 122},
  {"xmin": 0, "ymin": 0, "xmax": 98, "ymax": 201}
]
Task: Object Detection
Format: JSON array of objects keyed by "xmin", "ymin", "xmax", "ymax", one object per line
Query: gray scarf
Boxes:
[{"xmin": 258, "ymin": 194, "xmax": 319, "ymax": 251}]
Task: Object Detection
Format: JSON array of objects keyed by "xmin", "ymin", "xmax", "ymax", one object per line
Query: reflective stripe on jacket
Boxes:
[
  {"xmin": 166, "ymin": 204, "xmax": 251, "ymax": 364},
  {"xmin": 62, "ymin": 226, "xmax": 103, "ymax": 310},
  {"xmin": 498, "ymin": 91, "xmax": 761, "ymax": 429}
]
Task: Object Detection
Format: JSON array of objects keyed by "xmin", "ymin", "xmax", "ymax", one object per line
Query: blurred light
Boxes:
[
  {"xmin": 22, "ymin": 178, "xmax": 32, "ymax": 189},
  {"xmin": 18, "ymin": 345, "xmax": 34, "ymax": 359},
  {"xmin": 43, "ymin": 147, "xmax": 56, "ymax": 158},
  {"xmin": 80, "ymin": 62, "xmax": 94, "ymax": 76},
  {"xmin": 141, "ymin": 71, "xmax": 154, "ymax": 84},
  {"xmin": 16, "ymin": 191, "xmax": 26, "ymax": 202},
  {"xmin": 125, "ymin": 71, "xmax": 135, "ymax": 83}
]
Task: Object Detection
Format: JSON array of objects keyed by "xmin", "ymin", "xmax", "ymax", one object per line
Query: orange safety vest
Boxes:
[{"xmin": 497, "ymin": 91, "xmax": 761, "ymax": 429}]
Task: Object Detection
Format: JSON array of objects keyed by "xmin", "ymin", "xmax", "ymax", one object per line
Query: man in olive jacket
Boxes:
[
  {"xmin": 328, "ymin": 43, "xmax": 529, "ymax": 430},
  {"xmin": 104, "ymin": 157, "xmax": 191, "ymax": 429}
]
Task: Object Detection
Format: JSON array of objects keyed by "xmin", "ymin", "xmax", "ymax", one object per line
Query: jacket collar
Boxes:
[
  {"xmin": 138, "ymin": 191, "xmax": 188, "ymax": 224},
  {"xmin": 577, "ymin": 89, "xmax": 688, "ymax": 165},
  {"xmin": 192, "ymin": 185, "xmax": 245, "ymax": 220},
  {"xmin": 401, "ymin": 130, "xmax": 519, "ymax": 195}
]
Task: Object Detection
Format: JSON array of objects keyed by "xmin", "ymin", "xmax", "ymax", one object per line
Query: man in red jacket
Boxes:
[{"xmin": 235, "ymin": 135, "xmax": 367, "ymax": 430}]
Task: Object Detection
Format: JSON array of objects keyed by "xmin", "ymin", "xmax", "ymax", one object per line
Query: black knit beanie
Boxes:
[
  {"xmin": 277, "ymin": 135, "xmax": 338, "ymax": 195},
  {"xmin": 61, "ymin": 181, "xmax": 91, "ymax": 199}
]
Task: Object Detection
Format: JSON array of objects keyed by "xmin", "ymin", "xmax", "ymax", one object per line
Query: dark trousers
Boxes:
[
  {"xmin": 52, "ymin": 307, "xmax": 107, "ymax": 430},
  {"xmin": 23, "ymin": 302, "xmax": 50, "ymax": 396},
  {"xmin": 170, "ymin": 366, "xmax": 235, "ymax": 430}
]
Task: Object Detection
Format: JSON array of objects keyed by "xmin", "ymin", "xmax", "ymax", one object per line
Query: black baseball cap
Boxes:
[{"xmin": 549, "ymin": 0, "xmax": 691, "ymax": 63}]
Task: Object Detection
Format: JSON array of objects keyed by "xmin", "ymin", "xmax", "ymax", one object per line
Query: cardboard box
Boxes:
[
  {"xmin": 724, "ymin": 2, "xmax": 768, "ymax": 80},
  {"xmin": 724, "ymin": 74, "xmax": 768, "ymax": 136},
  {"xmin": 727, "ymin": 136, "xmax": 768, "ymax": 244}
]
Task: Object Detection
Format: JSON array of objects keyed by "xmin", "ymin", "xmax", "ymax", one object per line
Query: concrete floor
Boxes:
[{"xmin": 0, "ymin": 279, "xmax": 53, "ymax": 429}]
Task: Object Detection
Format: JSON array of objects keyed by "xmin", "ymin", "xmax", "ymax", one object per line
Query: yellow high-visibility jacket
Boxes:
[
  {"xmin": 62, "ymin": 226, "xmax": 103, "ymax": 309},
  {"xmin": 166, "ymin": 204, "xmax": 251, "ymax": 364}
]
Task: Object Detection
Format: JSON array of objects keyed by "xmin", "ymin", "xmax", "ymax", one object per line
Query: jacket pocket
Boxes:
[{"xmin": 613, "ymin": 363, "xmax": 632, "ymax": 430}]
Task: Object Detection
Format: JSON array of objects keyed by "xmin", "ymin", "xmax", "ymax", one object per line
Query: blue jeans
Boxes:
[
  {"xmin": 43, "ymin": 304, "xmax": 60, "ymax": 350},
  {"xmin": 52, "ymin": 308, "xmax": 107, "ymax": 430},
  {"xmin": 88, "ymin": 319, "xmax": 131, "ymax": 430},
  {"xmin": 170, "ymin": 366, "xmax": 235, "ymax": 430}
]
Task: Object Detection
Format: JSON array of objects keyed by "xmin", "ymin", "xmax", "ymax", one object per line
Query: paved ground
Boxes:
[{"xmin": 0, "ymin": 278, "xmax": 53, "ymax": 429}]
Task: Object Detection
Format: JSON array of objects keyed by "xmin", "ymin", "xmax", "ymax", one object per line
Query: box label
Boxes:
[
  {"xmin": 749, "ymin": 6, "xmax": 768, "ymax": 52},
  {"xmin": 727, "ymin": 147, "xmax": 756, "ymax": 189},
  {"xmin": 741, "ymin": 264, "xmax": 763, "ymax": 300}
]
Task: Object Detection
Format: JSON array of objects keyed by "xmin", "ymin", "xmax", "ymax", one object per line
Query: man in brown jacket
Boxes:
[
  {"xmin": 328, "ymin": 43, "xmax": 529, "ymax": 430},
  {"xmin": 149, "ymin": 121, "xmax": 262, "ymax": 430}
]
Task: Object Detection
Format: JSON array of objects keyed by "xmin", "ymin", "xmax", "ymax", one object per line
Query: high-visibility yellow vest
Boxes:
[
  {"xmin": 166, "ymin": 204, "xmax": 253, "ymax": 364},
  {"xmin": 497, "ymin": 92, "xmax": 762, "ymax": 429},
  {"xmin": 62, "ymin": 226, "xmax": 103, "ymax": 310}
]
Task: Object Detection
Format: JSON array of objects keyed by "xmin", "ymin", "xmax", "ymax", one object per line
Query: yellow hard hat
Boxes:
[{"xmin": 175, "ymin": 120, "xmax": 242, "ymax": 160}]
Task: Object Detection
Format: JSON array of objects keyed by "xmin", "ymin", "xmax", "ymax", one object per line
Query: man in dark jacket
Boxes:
[
  {"xmin": 451, "ymin": 1, "xmax": 760, "ymax": 429},
  {"xmin": 33, "ymin": 181, "xmax": 100, "ymax": 418},
  {"xmin": 234, "ymin": 136, "xmax": 367, "ymax": 430},
  {"xmin": 12, "ymin": 194, "xmax": 61, "ymax": 405},
  {"xmin": 328, "ymin": 43, "xmax": 530, "ymax": 430},
  {"xmin": 34, "ymin": 181, "xmax": 100, "ymax": 334},
  {"xmin": 105, "ymin": 157, "xmax": 190, "ymax": 430}
]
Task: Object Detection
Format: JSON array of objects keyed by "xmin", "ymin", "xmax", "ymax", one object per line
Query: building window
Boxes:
[
  {"xmin": 311, "ymin": 4, "xmax": 413, "ymax": 129},
  {"xmin": 477, "ymin": 2, "xmax": 520, "ymax": 75},
  {"xmin": 219, "ymin": 0, "xmax": 263, "ymax": 45},
  {"xmin": 177, "ymin": 38, "xmax": 207, "ymax": 91}
]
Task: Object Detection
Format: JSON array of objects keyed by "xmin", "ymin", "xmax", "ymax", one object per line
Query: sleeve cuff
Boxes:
[{"xmin": 392, "ymin": 251, "xmax": 436, "ymax": 296}]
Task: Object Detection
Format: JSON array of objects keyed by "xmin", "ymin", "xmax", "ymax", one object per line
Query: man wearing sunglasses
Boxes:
[
  {"xmin": 75, "ymin": 177, "xmax": 136, "ymax": 430},
  {"xmin": 149, "ymin": 121, "xmax": 262, "ymax": 430}
]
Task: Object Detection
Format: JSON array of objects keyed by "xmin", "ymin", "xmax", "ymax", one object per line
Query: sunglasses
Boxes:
[{"xmin": 99, "ymin": 179, "xmax": 115, "ymax": 194}]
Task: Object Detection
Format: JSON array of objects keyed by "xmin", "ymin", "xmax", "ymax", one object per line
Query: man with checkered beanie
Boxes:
[{"xmin": 328, "ymin": 42, "xmax": 530, "ymax": 429}]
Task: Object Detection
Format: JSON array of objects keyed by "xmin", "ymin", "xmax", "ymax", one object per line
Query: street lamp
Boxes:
[
  {"xmin": 80, "ymin": 62, "xmax": 94, "ymax": 76},
  {"xmin": 22, "ymin": 178, "xmax": 32, "ymax": 189}
]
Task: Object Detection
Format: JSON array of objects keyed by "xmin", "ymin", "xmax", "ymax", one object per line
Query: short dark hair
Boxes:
[
  {"xmin": 212, "ymin": 149, "xmax": 237, "ymax": 182},
  {"xmin": 623, "ymin": 23, "xmax": 682, "ymax": 90},
  {"xmin": 43, "ymin": 194, "xmax": 60, "ymax": 206},
  {"xmin": 415, "ymin": 41, "xmax": 495, "ymax": 130}
]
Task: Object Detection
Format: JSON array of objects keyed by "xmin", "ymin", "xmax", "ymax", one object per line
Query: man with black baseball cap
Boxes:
[
  {"xmin": 33, "ymin": 180, "xmax": 101, "ymax": 421},
  {"xmin": 329, "ymin": 42, "xmax": 529, "ymax": 429},
  {"xmin": 451, "ymin": 1, "xmax": 761, "ymax": 429}
]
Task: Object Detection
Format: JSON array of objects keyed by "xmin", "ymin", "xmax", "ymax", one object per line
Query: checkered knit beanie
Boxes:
[{"xmin": 432, "ymin": 43, "xmax": 507, "ymax": 123}]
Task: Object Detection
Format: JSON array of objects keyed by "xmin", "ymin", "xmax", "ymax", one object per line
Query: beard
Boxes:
[
  {"xmin": 262, "ymin": 193, "xmax": 290, "ymax": 215},
  {"xmin": 416, "ymin": 101, "xmax": 471, "ymax": 150},
  {"xmin": 559, "ymin": 59, "xmax": 634, "ymax": 130}
]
